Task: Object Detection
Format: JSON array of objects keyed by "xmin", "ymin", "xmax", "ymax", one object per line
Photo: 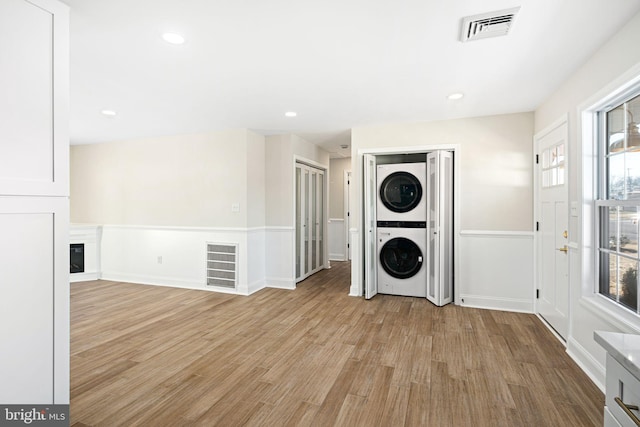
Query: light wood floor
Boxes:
[{"xmin": 70, "ymin": 261, "xmax": 603, "ymax": 426}]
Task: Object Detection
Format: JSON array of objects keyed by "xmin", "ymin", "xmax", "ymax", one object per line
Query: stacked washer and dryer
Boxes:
[{"xmin": 376, "ymin": 162, "xmax": 428, "ymax": 298}]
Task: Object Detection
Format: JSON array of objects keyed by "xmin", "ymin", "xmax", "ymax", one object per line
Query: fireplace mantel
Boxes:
[{"xmin": 70, "ymin": 225, "xmax": 102, "ymax": 282}]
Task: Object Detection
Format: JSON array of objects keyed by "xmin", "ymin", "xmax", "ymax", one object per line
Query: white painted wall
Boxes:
[
  {"xmin": 351, "ymin": 112, "xmax": 535, "ymax": 311},
  {"xmin": 534, "ymin": 10, "xmax": 640, "ymax": 389}
]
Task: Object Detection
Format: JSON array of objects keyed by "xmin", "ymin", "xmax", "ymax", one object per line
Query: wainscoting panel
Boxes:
[
  {"xmin": 100, "ymin": 225, "xmax": 263, "ymax": 295},
  {"xmin": 458, "ymin": 230, "xmax": 534, "ymax": 313},
  {"xmin": 246, "ymin": 228, "xmax": 266, "ymax": 294},
  {"xmin": 265, "ymin": 226, "xmax": 295, "ymax": 289},
  {"xmin": 329, "ymin": 218, "xmax": 346, "ymax": 261}
]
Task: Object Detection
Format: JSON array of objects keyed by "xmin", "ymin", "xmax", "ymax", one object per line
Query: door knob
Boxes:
[{"xmin": 558, "ymin": 245, "xmax": 568, "ymax": 253}]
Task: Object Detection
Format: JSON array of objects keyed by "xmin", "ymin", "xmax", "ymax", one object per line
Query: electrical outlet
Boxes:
[
  {"xmin": 157, "ymin": 256, "xmax": 162, "ymax": 264},
  {"xmin": 231, "ymin": 203, "xmax": 240, "ymax": 213}
]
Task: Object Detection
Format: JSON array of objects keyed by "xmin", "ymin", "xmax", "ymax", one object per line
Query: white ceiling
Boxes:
[{"xmin": 62, "ymin": 0, "xmax": 640, "ymax": 158}]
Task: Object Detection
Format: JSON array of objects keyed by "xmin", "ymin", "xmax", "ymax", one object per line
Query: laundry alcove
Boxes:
[{"xmin": 364, "ymin": 150, "xmax": 454, "ymax": 306}]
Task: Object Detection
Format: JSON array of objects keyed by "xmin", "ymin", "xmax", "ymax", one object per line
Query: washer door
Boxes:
[
  {"xmin": 379, "ymin": 237, "xmax": 423, "ymax": 279},
  {"xmin": 379, "ymin": 171, "xmax": 423, "ymax": 213}
]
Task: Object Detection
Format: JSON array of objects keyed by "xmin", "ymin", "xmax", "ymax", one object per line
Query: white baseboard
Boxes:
[
  {"xmin": 245, "ymin": 280, "xmax": 267, "ymax": 296},
  {"xmin": 101, "ymin": 271, "xmax": 251, "ymax": 295},
  {"xmin": 70, "ymin": 272, "xmax": 100, "ymax": 283},
  {"xmin": 266, "ymin": 277, "xmax": 296, "ymax": 290},
  {"xmin": 329, "ymin": 253, "xmax": 347, "ymax": 261},
  {"xmin": 566, "ymin": 336, "xmax": 605, "ymax": 393},
  {"xmin": 457, "ymin": 294, "xmax": 533, "ymax": 313}
]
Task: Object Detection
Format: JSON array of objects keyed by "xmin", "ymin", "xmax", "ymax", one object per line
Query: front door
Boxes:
[{"xmin": 535, "ymin": 118, "xmax": 569, "ymax": 340}]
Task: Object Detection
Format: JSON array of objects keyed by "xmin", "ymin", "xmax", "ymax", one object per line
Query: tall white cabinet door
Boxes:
[
  {"xmin": 0, "ymin": 0, "xmax": 69, "ymax": 197},
  {"xmin": 0, "ymin": 198, "xmax": 69, "ymax": 404},
  {"xmin": 0, "ymin": 0, "xmax": 69, "ymax": 404}
]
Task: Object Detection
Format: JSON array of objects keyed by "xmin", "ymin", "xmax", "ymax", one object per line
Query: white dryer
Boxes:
[
  {"xmin": 377, "ymin": 162, "xmax": 426, "ymax": 222},
  {"xmin": 377, "ymin": 226, "xmax": 427, "ymax": 297}
]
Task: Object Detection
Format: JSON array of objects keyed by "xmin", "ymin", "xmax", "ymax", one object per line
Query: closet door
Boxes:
[
  {"xmin": 426, "ymin": 151, "xmax": 453, "ymax": 306},
  {"xmin": 295, "ymin": 163, "xmax": 326, "ymax": 282},
  {"xmin": 364, "ymin": 154, "xmax": 377, "ymax": 299}
]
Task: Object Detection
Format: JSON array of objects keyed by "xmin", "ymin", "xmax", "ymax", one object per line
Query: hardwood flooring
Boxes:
[{"xmin": 70, "ymin": 261, "xmax": 603, "ymax": 426}]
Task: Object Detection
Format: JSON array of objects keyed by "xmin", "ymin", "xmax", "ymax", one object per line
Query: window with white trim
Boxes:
[{"xmin": 598, "ymin": 92, "xmax": 640, "ymax": 313}]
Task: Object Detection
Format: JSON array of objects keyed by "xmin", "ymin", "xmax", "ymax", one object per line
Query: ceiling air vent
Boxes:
[{"xmin": 460, "ymin": 7, "xmax": 520, "ymax": 42}]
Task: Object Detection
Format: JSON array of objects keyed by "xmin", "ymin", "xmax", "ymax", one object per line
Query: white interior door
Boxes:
[
  {"xmin": 535, "ymin": 120, "xmax": 569, "ymax": 340},
  {"xmin": 426, "ymin": 151, "xmax": 454, "ymax": 306},
  {"xmin": 364, "ymin": 154, "xmax": 377, "ymax": 299}
]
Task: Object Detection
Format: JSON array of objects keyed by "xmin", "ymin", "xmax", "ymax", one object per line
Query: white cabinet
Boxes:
[
  {"xmin": 596, "ymin": 332, "xmax": 640, "ymax": 427},
  {"xmin": 0, "ymin": 0, "xmax": 69, "ymax": 404}
]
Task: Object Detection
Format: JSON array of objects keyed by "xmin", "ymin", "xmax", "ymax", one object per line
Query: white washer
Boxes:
[
  {"xmin": 377, "ymin": 162, "xmax": 426, "ymax": 222},
  {"xmin": 377, "ymin": 226, "xmax": 427, "ymax": 297}
]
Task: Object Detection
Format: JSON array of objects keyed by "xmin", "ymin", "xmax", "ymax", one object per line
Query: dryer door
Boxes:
[
  {"xmin": 379, "ymin": 237, "xmax": 423, "ymax": 279},
  {"xmin": 379, "ymin": 171, "xmax": 423, "ymax": 213}
]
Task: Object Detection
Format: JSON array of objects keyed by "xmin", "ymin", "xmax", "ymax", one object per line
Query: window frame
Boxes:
[
  {"xmin": 581, "ymin": 68, "xmax": 640, "ymax": 332},
  {"xmin": 595, "ymin": 90, "xmax": 640, "ymax": 314}
]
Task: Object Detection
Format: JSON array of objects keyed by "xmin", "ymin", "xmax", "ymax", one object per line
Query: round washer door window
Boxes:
[
  {"xmin": 379, "ymin": 171, "xmax": 422, "ymax": 213},
  {"xmin": 379, "ymin": 237, "xmax": 423, "ymax": 279}
]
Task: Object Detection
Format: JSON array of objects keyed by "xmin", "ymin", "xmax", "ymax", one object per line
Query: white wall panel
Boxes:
[
  {"xmin": 246, "ymin": 228, "xmax": 266, "ymax": 294},
  {"xmin": 329, "ymin": 219, "xmax": 346, "ymax": 261},
  {"xmin": 100, "ymin": 225, "xmax": 254, "ymax": 294},
  {"xmin": 458, "ymin": 231, "xmax": 534, "ymax": 313},
  {"xmin": 265, "ymin": 227, "xmax": 295, "ymax": 289}
]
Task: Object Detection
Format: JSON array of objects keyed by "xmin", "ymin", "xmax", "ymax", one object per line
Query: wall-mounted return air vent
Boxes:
[
  {"xmin": 460, "ymin": 7, "xmax": 520, "ymax": 42},
  {"xmin": 206, "ymin": 243, "xmax": 238, "ymax": 289}
]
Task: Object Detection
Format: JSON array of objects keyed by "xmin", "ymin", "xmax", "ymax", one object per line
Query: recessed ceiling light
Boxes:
[
  {"xmin": 101, "ymin": 109, "xmax": 117, "ymax": 116},
  {"xmin": 447, "ymin": 93, "xmax": 464, "ymax": 100},
  {"xmin": 162, "ymin": 32, "xmax": 185, "ymax": 45},
  {"xmin": 285, "ymin": 111, "xmax": 297, "ymax": 117}
]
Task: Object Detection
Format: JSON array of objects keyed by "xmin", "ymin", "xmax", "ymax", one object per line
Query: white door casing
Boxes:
[
  {"xmin": 344, "ymin": 170, "xmax": 352, "ymax": 261},
  {"xmin": 535, "ymin": 117, "xmax": 570, "ymax": 340}
]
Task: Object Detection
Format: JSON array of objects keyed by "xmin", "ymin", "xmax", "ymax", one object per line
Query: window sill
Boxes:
[{"xmin": 580, "ymin": 295, "xmax": 640, "ymax": 334}]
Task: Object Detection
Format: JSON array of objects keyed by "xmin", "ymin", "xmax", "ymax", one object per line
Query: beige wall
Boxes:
[
  {"xmin": 265, "ymin": 134, "xmax": 330, "ymax": 227},
  {"xmin": 71, "ymin": 129, "xmax": 264, "ymax": 228},
  {"xmin": 247, "ymin": 130, "xmax": 266, "ymax": 228},
  {"xmin": 351, "ymin": 112, "xmax": 535, "ymax": 231},
  {"xmin": 329, "ymin": 157, "xmax": 351, "ymax": 219}
]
